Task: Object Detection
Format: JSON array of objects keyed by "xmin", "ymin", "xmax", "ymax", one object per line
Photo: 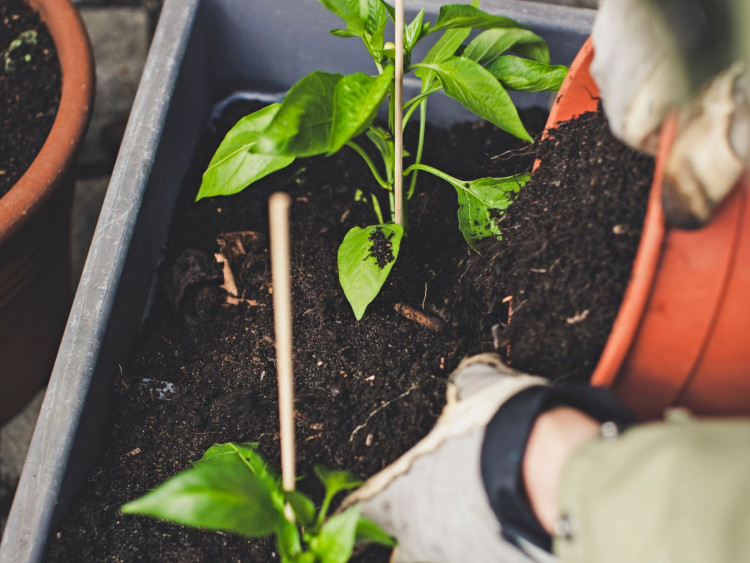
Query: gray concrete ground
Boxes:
[{"xmin": 0, "ymin": 0, "xmax": 595, "ymax": 536}]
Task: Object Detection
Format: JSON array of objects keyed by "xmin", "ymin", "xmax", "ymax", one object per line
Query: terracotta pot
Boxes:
[
  {"xmin": 0, "ymin": 0, "xmax": 94, "ymax": 424},
  {"xmin": 546, "ymin": 38, "xmax": 750, "ymax": 419}
]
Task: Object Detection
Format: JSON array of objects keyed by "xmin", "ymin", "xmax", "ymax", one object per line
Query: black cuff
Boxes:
[{"xmin": 480, "ymin": 384, "xmax": 638, "ymax": 552}]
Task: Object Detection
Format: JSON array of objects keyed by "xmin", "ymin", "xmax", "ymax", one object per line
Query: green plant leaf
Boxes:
[
  {"xmin": 464, "ymin": 28, "xmax": 549, "ymax": 66},
  {"xmin": 315, "ymin": 466, "xmax": 364, "ymax": 498},
  {"xmin": 404, "ymin": 9, "xmax": 425, "ymax": 53},
  {"xmin": 366, "ymin": 128, "xmax": 393, "ymax": 184},
  {"xmin": 310, "ymin": 507, "xmax": 361, "ymax": 563},
  {"xmin": 284, "ymin": 490, "xmax": 316, "ymax": 527},
  {"xmin": 415, "ymin": 57, "xmax": 532, "ymax": 142},
  {"xmin": 199, "ymin": 442, "xmax": 279, "ymax": 491},
  {"xmin": 454, "ymin": 175, "xmax": 529, "ymax": 249},
  {"xmin": 431, "ymin": 4, "xmax": 520, "ymax": 32},
  {"xmin": 257, "ymin": 71, "xmax": 342, "ymax": 157},
  {"xmin": 414, "ymin": 27, "xmax": 470, "ymax": 86},
  {"xmin": 121, "ymin": 459, "xmax": 280, "ymax": 538},
  {"xmin": 329, "ymin": 67, "xmax": 394, "ymax": 154},
  {"xmin": 321, "ymin": 0, "xmax": 388, "ymax": 52},
  {"xmin": 486, "ymin": 55, "xmax": 568, "ymax": 92},
  {"xmin": 337, "ymin": 224, "xmax": 403, "ymax": 320},
  {"xmin": 355, "ymin": 516, "xmax": 397, "ymax": 547},
  {"xmin": 197, "ymin": 104, "xmax": 295, "ymax": 200}
]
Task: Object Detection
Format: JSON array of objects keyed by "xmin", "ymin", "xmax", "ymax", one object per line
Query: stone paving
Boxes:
[{"xmin": 0, "ymin": 0, "xmax": 596, "ymax": 536}]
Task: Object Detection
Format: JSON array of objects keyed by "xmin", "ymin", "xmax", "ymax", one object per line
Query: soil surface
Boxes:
[
  {"xmin": 47, "ymin": 102, "xmax": 652, "ymax": 561},
  {"xmin": 0, "ymin": 0, "xmax": 61, "ymax": 199}
]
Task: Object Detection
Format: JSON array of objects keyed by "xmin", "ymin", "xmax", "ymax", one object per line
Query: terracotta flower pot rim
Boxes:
[{"xmin": 0, "ymin": 0, "xmax": 94, "ymax": 242}]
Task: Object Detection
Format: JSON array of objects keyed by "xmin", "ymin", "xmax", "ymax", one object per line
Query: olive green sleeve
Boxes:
[{"xmin": 553, "ymin": 413, "xmax": 750, "ymax": 563}]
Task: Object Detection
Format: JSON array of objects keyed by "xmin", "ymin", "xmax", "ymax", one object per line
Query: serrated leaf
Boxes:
[
  {"xmin": 337, "ymin": 224, "xmax": 403, "ymax": 320},
  {"xmin": 415, "ymin": 57, "xmax": 532, "ymax": 142},
  {"xmin": 197, "ymin": 104, "xmax": 294, "ymax": 200},
  {"xmin": 284, "ymin": 490, "xmax": 316, "ymax": 527},
  {"xmin": 329, "ymin": 67, "xmax": 394, "ymax": 154},
  {"xmin": 404, "ymin": 9, "xmax": 425, "ymax": 52},
  {"xmin": 454, "ymin": 175, "xmax": 529, "ymax": 249},
  {"xmin": 310, "ymin": 507, "xmax": 361, "ymax": 563},
  {"xmin": 355, "ymin": 516, "xmax": 396, "ymax": 547},
  {"xmin": 486, "ymin": 55, "xmax": 568, "ymax": 92},
  {"xmin": 464, "ymin": 28, "xmax": 549, "ymax": 66},
  {"xmin": 431, "ymin": 4, "xmax": 520, "ymax": 32},
  {"xmin": 415, "ymin": 27, "xmax": 470, "ymax": 86},
  {"xmin": 121, "ymin": 459, "xmax": 280, "ymax": 538},
  {"xmin": 257, "ymin": 71, "xmax": 342, "ymax": 157}
]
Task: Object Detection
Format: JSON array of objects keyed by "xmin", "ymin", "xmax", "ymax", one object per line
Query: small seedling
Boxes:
[
  {"xmin": 197, "ymin": 0, "xmax": 567, "ymax": 319},
  {"xmin": 2, "ymin": 30, "xmax": 37, "ymax": 73},
  {"xmin": 122, "ymin": 442, "xmax": 395, "ymax": 563}
]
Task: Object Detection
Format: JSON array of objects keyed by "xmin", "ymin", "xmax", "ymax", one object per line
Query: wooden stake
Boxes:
[
  {"xmin": 269, "ymin": 192, "xmax": 296, "ymax": 512},
  {"xmin": 394, "ymin": 0, "xmax": 405, "ymax": 225}
]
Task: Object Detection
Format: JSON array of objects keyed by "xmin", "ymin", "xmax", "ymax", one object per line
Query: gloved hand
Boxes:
[
  {"xmin": 591, "ymin": 0, "xmax": 750, "ymax": 228},
  {"xmin": 341, "ymin": 354, "xmax": 548, "ymax": 563},
  {"xmin": 340, "ymin": 354, "xmax": 638, "ymax": 562}
]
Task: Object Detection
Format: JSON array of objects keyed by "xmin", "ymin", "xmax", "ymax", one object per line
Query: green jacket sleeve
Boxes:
[{"xmin": 554, "ymin": 412, "xmax": 750, "ymax": 563}]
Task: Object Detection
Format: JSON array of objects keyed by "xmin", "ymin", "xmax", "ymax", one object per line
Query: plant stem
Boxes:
[
  {"xmin": 346, "ymin": 141, "xmax": 391, "ymax": 191},
  {"xmin": 404, "ymin": 162, "xmax": 463, "ymax": 186},
  {"xmin": 393, "ymin": 0, "xmax": 405, "ymax": 226},
  {"xmin": 407, "ymin": 99, "xmax": 427, "ymax": 199},
  {"xmin": 371, "ymin": 193, "xmax": 385, "ymax": 224},
  {"xmin": 269, "ymin": 192, "xmax": 296, "ymax": 523}
]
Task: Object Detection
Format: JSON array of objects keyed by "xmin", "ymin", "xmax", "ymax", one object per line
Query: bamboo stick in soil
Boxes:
[
  {"xmin": 394, "ymin": 0, "xmax": 404, "ymax": 225},
  {"xmin": 269, "ymin": 192, "xmax": 296, "ymax": 521}
]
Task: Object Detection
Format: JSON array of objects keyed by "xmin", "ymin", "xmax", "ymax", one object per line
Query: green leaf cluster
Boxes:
[
  {"xmin": 122, "ymin": 443, "xmax": 394, "ymax": 563},
  {"xmin": 196, "ymin": 1, "xmax": 568, "ymax": 319}
]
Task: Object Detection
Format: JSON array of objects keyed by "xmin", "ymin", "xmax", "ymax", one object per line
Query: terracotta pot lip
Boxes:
[{"xmin": 0, "ymin": 0, "xmax": 94, "ymax": 242}]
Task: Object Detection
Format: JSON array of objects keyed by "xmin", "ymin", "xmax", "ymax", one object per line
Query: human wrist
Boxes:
[{"xmin": 522, "ymin": 407, "xmax": 600, "ymax": 534}]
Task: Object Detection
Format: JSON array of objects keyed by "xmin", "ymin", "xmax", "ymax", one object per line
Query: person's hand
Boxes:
[
  {"xmin": 341, "ymin": 354, "xmax": 548, "ymax": 563},
  {"xmin": 591, "ymin": 0, "xmax": 749, "ymax": 228}
]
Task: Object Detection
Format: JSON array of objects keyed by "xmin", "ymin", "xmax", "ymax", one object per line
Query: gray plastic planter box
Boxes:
[{"xmin": 0, "ymin": 0, "xmax": 593, "ymax": 560}]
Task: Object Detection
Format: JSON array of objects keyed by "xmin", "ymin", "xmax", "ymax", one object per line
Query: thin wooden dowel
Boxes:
[
  {"xmin": 269, "ymin": 192, "xmax": 295, "ymax": 504},
  {"xmin": 394, "ymin": 0, "xmax": 405, "ymax": 225}
]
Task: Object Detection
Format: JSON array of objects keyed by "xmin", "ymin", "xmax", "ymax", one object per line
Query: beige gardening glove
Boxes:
[
  {"xmin": 591, "ymin": 0, "xmax": 750, "ymax": 228},
  {"xmin": 341, "ymin": 354, "xmax": 554, "ymax": 563}
]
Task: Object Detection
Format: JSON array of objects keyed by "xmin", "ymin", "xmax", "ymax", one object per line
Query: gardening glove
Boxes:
[
  {"xmin": 341, "ymin": 354, "xmax": 637, "ymax": 562},
  {"xmin": 591, "ymin": 0, "xmax": 750, "ymax": 228}
]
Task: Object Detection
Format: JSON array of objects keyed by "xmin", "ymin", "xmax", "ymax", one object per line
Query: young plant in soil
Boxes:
[
  {"xmin": 122, "ymin": 443, "xmax": 394, "ymax": 563},
  {"xmin": 196, "ymin": 0, "xmax": 566, "ymax": 319}
]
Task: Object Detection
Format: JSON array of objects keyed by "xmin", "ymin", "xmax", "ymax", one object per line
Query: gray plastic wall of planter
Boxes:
[{"xmin": 0, "ymin": 1, "xmax": 593, "ymax": 560}]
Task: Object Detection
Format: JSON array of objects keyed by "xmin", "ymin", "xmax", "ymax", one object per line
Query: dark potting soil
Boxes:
[
  {"xmin": 465, "ymin": 105, "xmax": 655, "ymax": 383},
  {"xmin": 47, "ymin": 101, "xmax": 652, "ymax": 562},
  {"xmin": 0, "ymin": 0, "xmax": 61, "ymax": 199}
]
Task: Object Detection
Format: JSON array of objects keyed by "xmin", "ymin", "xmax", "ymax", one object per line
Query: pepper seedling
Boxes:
[
  {"xmin": 122, "ymin": 442, "xmax": 395, "ymax": 563},
  {"xmin": 196, "ymin": 0, "xmax": 567, "ymax": 319}
]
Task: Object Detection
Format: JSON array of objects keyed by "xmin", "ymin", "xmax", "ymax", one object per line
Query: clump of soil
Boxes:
[
  {"xmin": 466, "ymin": 105, "xmax": 655, "ymax": 383},
  {"xmin": 0, "ymin": 0, "xmax": 61, "ymax": 198},
  {"xmin": 47, "ymin": 104, "xmax": 547, "ymax": 562}
]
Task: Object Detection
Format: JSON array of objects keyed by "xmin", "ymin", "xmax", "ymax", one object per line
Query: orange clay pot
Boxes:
[
  {"xmin": 0, "ymin": 0, "xmax": 94, "ymax": 424},
  {"xmin": 544, "ymin": 39, "xmax": 750, "ymax": 420}
]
